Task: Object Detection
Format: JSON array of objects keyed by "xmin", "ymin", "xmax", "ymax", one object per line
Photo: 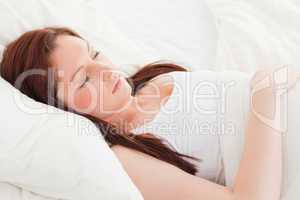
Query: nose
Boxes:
[
  {"xmin": 100, "ymin": 70, "xmax": 110, "ymax": 82},
  {"xmin": 90, "ymin": 62, "xmax": 119, "ymax": 82}
]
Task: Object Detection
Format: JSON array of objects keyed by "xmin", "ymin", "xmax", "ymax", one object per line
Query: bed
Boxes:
[{"xmin": 1, "ymin": 0, "xmax": 300, "ymax": 199}]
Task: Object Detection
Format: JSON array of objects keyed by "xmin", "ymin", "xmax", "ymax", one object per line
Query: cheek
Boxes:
[{"xmin": 73, "ymin": 88, "xmax": 93, "ymax": 110}]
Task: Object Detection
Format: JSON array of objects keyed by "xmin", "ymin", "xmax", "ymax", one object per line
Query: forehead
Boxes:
[{"xmin": 49, "ymin": 35, "xmax": 89, "ymax": 82}]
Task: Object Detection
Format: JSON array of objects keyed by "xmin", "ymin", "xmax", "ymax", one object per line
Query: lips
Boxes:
[{"xmin": 112, "ymin": 76, "xmax": 121, "ymax": 94}]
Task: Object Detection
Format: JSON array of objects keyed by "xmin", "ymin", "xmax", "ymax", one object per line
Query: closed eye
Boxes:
[
  {"xmin": 79, "ymin": 76, "xmax": 90, "ymax": 88},
  {"xmin": 92, "ymin": 51, "xmax": 100, "ymax": 59}
]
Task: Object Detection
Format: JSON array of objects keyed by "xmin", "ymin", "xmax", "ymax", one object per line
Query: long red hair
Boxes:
[{"xmin": 0, "ymin": 27, "xmax": 201, "ymax": 175}]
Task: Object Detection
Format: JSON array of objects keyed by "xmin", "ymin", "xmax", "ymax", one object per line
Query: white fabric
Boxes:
[
  {"xmin": 84, "ymin": 0, "xmax": 218, "ymax": 72},
  {"xmin": 0, "ymin": 0, "xmax": 218, "ymax": 75},
  {"xmin": 131, "ymin": 71, "xmax": 226, "ymax": 185},
  {"xmin": 207, "ymin": 0, "xmax": 300, "ymax": 73},
  {"xmin": 0, "ymin": 0, "xmax": 218, "ymax": 199}
]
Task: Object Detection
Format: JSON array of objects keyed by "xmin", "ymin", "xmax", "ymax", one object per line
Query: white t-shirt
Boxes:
[{"xmin": 131, "ymin": 70, "xmax": 229, "ymax": 185}]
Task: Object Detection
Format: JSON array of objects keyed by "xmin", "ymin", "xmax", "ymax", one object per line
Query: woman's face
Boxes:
[{"xmin": 50, "ymin": 35, "xmax": 133, "ymax": 120}]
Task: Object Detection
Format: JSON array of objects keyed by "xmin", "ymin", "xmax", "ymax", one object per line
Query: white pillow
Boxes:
[
  {"xmin": 0, "ymin": 0, "xmax": 139, "ymax": 74},
  {"xmin": 0, "ymin": 0, "xmax": 218, "ymax": 74}
]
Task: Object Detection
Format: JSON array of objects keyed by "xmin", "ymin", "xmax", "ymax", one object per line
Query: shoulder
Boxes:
[
  {"xmin": 148, "ymin": 72, "xmax": 176, "ymax": 86},
  {"xmin": 136, "ymin": 72, "xmax": 175, "ymax": 98}
]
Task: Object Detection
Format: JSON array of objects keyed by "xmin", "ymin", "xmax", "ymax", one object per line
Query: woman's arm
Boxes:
[
  {"xmin": 233, "ymin": 68, "xmax": 299, "ymax": 200},
  {"xmin": 111, "ymin": 104, "xmax": 280, "ymax": 200},
  {"xmin": 233, "ymin": 69, "xmax": 283, "ymax": 200},
  {"xmin": 111, "ymin": 144, "xmax": 234, "ymax": 200},
  {"xmin": 111, "ymin": 112, "xmax": 280, "ymax": 200}
]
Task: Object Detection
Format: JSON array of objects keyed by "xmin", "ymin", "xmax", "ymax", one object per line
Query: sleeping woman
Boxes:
[{"xmin": 1, "ymin": 27, "xmax": 299, "ymax": 200}]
